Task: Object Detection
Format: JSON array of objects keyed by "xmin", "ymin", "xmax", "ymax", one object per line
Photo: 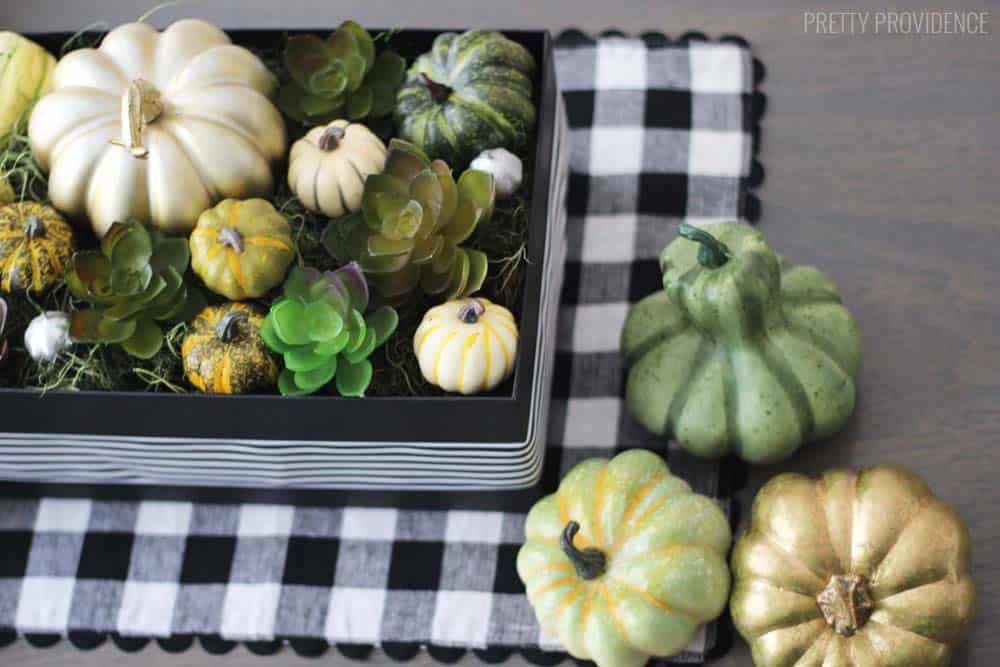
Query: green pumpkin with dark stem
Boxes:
[
  {"xmin": 395, "ymin": 30, "xmax": 536, "ymax": 166},
  {"xmin": 621, "ymin": 222, "xmax": 862, "ymax": 464}
]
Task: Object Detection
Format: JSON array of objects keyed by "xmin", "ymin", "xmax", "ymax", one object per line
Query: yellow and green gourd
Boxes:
[
  {"xmin": 0, "ymin": 32, "xmax": 55, "ymax": 137},
  {"xmin": 181, "ymin": 303, "xmax": 279, "ymax": 394},
  {"xmin": 517, "ymin": 449, "xmax": 732, "ymax": 667},
  {"xmin": 0, "ymin": 202, "xmax": 74, "ymax": 294},
  {"xmin": 621, "ymin": 222, "xmax": 862, "ymax": 464},
  {"xmin": 189, "ymin": 198, "xmax": 295, "ymax": 301}
]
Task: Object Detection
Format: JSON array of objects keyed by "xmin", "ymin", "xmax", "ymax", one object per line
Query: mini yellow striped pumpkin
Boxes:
[
  {"xmin": 413, "ymin": 297, "xmax": 518, "ymax": 394},
  {"xmin": 0, "ymin": 32, "xmax": 55, "ymax": 137},
  {"xmin": 181, "ymin": 303, "xmax": 279, "ymax": 394},
  {"xmin": 189, "ymin": 198, "xmax": 295, "ymax": 300},
  {"xmin": 0, "ymin": 202, "xmax": 74, "ymax": 293}
]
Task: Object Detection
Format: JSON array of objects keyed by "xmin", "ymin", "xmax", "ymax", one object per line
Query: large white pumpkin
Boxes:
[{"xmin": 29, "ymin": 19, "xmax": 286, "ymax": 237}]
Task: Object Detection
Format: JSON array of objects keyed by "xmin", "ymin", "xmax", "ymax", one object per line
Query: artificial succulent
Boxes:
[
  {"xmin": 66, "ymin": 221, "xmax": 205, "ymax": 359},
  {"xmin": 260, "ymin": 263, "xmax": 398, "ymax": 397},
  {"xmin": 278, "ymin": 21, "xmax": 406, "ymax": 127},
  {"xmin": 322, "ymin": 138, "xmax": 496, "ymax": 301}
]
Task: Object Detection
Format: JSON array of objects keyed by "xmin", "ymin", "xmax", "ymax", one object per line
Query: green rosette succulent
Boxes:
[
  {"xmin": 322, "ymin": 138, "xmax": 496, "ymax": 301},
  {"xmin": 260, "ymin": 263, "xmax": 398, "ymax": 397},
  {"xmin": 278, "ymin": 21, "xmax": 406, "ymax": 126},
  {"xmin": 66, "ymin": 221, "xmax": 204, "ymax": 359}
]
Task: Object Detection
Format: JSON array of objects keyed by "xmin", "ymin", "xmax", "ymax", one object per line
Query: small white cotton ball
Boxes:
[
  {"xmin": 25, "ymin": 311, "xmax": 72, "ymax": 363},
  {"xmin": 470, "ymin": 148, "xmax": 523, "ymax": 199}
]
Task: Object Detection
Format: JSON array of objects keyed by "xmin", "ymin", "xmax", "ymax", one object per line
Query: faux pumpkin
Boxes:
[
  {"xmin": 517, "ymin": 449, "xmax": 732, "ymax": 667},
  {"xmin": 395, "ymin": 30, "xmax": 536, "ymax": 166},
  {"xmin": 0, "ymin": 202, "xmax": 74, "ymax": 293},
  {"xmin": 414, "ymin": 297, "xmax": 518, "ymax": 394},
  {"xmin": 731, "ymin": 465, "xmax": 976, "ymax": 667},
  {"xmin": 621, "ymin": 222, "xmax": 862, "ymax": 464},
  {"xmin": 287, "ymin": 119, "xmax": 387, "ymax": 217},
  {"xmin": 182, "ymin": 302, "xmax": 279, "ymax": 394},
  {"xmin": 0, "ymin": 32, "xmax": 55, "ymax": 137},
  {"xmin": 189, "ymin": 198, "xmax": 295, "ymax": 300},
  {"xmin": 28, "ymin": 19, "xmax": 286, "ymax": 237}
]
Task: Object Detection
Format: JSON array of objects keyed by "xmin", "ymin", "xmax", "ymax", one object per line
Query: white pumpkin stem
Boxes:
[
  {"xmin": 110, "ymin": 79, "xmax": 163, "ymax": 159},
  {"xmin": 318, "ymin": 125, "xmax": 347, "ymax": 151},
  {"xmin": 218, "ymin": 227, "xmax": 245, "ymax": 254},
  {"xmin": 457, "ymin": 299, "xmax": 485, "ymax": 324}
]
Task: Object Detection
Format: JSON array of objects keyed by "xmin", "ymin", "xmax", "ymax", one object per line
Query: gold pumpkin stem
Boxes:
[
  {"xmin": 816, "ymin": 574, "xmax": 875, "ymax": 637},
  {"xmin": 561, "ymin": 521, "xmax": 607, "ymax": 581}
]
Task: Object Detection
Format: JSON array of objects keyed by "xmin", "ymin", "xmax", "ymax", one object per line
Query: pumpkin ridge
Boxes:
[
  {"xmin": 867, "ymin": 499, "xmax": 931, "ymax": 587},
  {"xmin": 750, "ymin": 617, "xmax": 829, "ymax": 651},
  {"xmin": 456, "ymin": 332, "xmax": 479, "ymax": 394},
  {"xmin": 756, "ymin": 331, "xmax": 815, "ymax": 440},
  {"xmin": 756, "ymin": 528, "xmax": 833, "ymax": 585},
  {"xmin": 28, "ymin": 241, "xmax": 42, "ymax": 291},
  {"xmin": 245, "ymin": 236, "xmax": 292, "ymax": 252},
  {"xmin": 814, "ymin": 482, "xmax": 851, "ymax": 575},
  {"xmin": 432, "ymin": 331, "xmax": 458, "ymax": 385},
  {"xmin": 591, "ymin": 464, "xmax": 610, "ymax": 548},
  {"xmin": 480, "ymin": 320, "xmax": 510, "ymax": 369},
  {"xmin": 666, "ymin": 337, "xmax": 714, "ymax": 437},
  {"xmin": 720, "ymin": 345, "xmax": 739, "ymax": 456},
  {"xmin": 528, "ymin": 574, "xmax": 577, "ymax": 599},
  {"xmin": 49, "ymin": 114, "xmax": 120, "ymax": 163},
  {"xmin": 781, "ymin": 308, "xmax": 855, "ymax": 380},
  {"xmin": 863, "ymin": 618, "xmax": 951, "ymax": 650},
  {"xmin": 599, "ymin": 580, "xmax": 639, "ymax": 651},
  {"xmin": 605, "ymin": 573, "xmax": 695, "ymax": 623},
  {"xmin": 449, "ymin": 93, "xmax": 516, "ymax": 143},
  {"xmin": 610, "ymin": 472, "xmax": 669, "ymax": 554},
  {"xmin": 154, "ymin": 118, "xmax": 218, "ymax": 202},
  {"xmin": 622, "ymin": 313, "xmax": 690, "ymax": 366},
  {"xmin": 434, "ymin": 106, "xmax": 462, "ymax": 156}
]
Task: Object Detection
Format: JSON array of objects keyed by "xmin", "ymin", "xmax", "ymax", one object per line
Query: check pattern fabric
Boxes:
[{"xmin": 0, "ymin": 32, "xmax": 763, "ymax": 662}]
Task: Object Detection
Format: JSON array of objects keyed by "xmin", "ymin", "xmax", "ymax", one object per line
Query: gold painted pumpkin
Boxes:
[
  {"xmin": 288, "ymin": 119, "xmax": 387, "ymax": 217},
  {"xmin": 414, "ymin": 297, "xmax": 518, "ymax": 394},
  {"xmin": 28, "ymin": 19, "xmax": 286, "ymax": 237},
  {"xmin": 0, "ymin": 202, "xmax": 74, "ymax": 293},
  {"xmin": 0, "ymin": 32, "xmax": 55, "ymax": 137},
  {"xmin": 731, "ymin": 465, "xmax": 976, "ymax": 667},
  {"xmin": 517, "ymin": 450, "xmax": 732, "ymax": 667},
  {"xmin": 189, "ymin": 198, "xmax": 295, "ymax": 300},
  {"xmin": 182, "ymin": 302, "xmax": 279, "ymax": 394}
]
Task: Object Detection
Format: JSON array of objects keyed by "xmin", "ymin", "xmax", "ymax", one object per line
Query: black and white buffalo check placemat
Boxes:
[{"xmin": 0, "ymin": 31, "xmax": 764, "ymax": 662}]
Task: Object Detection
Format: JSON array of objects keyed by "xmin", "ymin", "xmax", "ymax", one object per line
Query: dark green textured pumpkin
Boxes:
[
  {"xmin": 621, "ymin": 222, "xmax": 862, "ymax": 464},
  {"xmin": 395, "ymin": 30, "xmax": 536, "ymax": 166}
]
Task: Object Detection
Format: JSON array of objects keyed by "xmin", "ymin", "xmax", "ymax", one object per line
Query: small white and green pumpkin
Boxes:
[
  {"xmin": 0, "ymin": 32, "xmax": 56, "ymax": 137},
  {"xmin": 287, "ymin": 119, "xmax": 387, "ymax": 217},
  {"xmin": 413, "ymin": 297, "xmax": 518, "ymax": 394},
  {"xmin": 517, "ymin": 449, "xmax": 732, "ymax": 667}
]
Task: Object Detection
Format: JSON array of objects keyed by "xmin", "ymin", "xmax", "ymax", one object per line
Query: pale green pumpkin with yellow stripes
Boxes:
[{"xmin": 0, "ymin": 32, "xmax": 55, "ymax": 137}]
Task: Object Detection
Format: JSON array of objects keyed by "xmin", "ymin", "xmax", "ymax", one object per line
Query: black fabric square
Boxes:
[
  {"xmin": 282, "ymin": 537, "xmax": 339, "ymax": 587},
  {"xmin": 492, "ymin": 545, "xmax": 524, "ymax": 594},
  {"xmin": 0, "ymin": 531, "xmax": 32, "ymax": 577},
  {"xmin": 179, "ymin": 536, "xmax": 236, "ymax": 584},
  {"xmin": 76, "ymin": 533, "xmax": 134, "ymax": 581},
  {"xmin": 644, "ymin": 89, "xmax": 693, "ymax": 129},
  {"xmin": 559, "ymin": 261, "xmax": 582, "ymax": 306},
  {"xmin": 562, "ymin": 90, "xmax": 595, "ymax": 129},
  {"xmin": 638, "ymin": 173, "xmax": 688, "ymax": 217},
  {"xmin": 566, "ymin": 172, "xmax": 590, "ymax": 216},
  {"xmin": 550, "ymin": 352, "xmax": 574, "ymax": 400},
  {"xmin": 628, "ymin": 259, "xmax": 664, "ymax": 303},
  {"xmin": 386, "ymin": 542, "xmax": 444, "ymax": 591}
]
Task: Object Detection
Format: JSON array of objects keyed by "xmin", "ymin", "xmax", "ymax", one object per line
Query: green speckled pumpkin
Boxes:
[
  {"xmin": 181, "ymin": 303, "xmax": 278, "ymax": 394},
  {"xmin": 516, "ymin": 449, "xmax": 732, "ymax": 667},
  {"xmin": 0, "ymin": 202, "xmax": 74, "ymax": 294},
  {"xmin": 395, "ymin": 30, "xmax": 536, "ymax": 166},
  {"xmin": 621, "ymin": 222, "xmax": 862, "ymax": 464}
]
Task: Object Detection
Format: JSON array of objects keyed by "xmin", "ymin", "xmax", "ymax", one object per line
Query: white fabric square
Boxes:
[
  {"xmin": 220, "ymin": 583, "xmax": 282, "ymax": 640},
  {"xmin": 689, "ymin": 43, "xmax": 745, "ymax": 93},
  {"xmin": 562, "ymin": 398, "xmax": 622, "ymax": 448},
  {"xmin": 688, "ymin": 130, "xmax": 746, "ymax": 177},
  {"xmin": 237, "ymin": 504, "xmax": 294, "ymax": 538},
  {"xmin": 581, "ymin": 214, "xmax": 638, "ymax": 262},
  {"xmin": 444, "ymin": 511, "xmax": 503, "ymax": 544},
  {"xmin": 565, "ymin": 303, "xmax": 630, "ymax": 353},
  {"xmin": 339, "ymin": 508, "xmax": 397, "ymax": 541},
  {"xmin": 325, "ymin": 587, "xmax": 386, "ymax": 642},
  {"xmin": 15, "ymin": 577, "xmax": 75, "ymax": 632},
  {"xmin": 117, "ymin": 581, "xmax": 178, "ymax": 636},
  {"xmin": 134, "ymin": 501, "xmax": 192, "ymax": 536},
  {"xmin": 431, "ymin": 591, "xmax": 492, "ymax": 645},
  {"xmin": 588, "ymin": 127, "xmax": 644, "ymax": 175},
  {"xmin": 595, "ymin": 39, "xmax": 647, "ymax": 90},
  {"xmin": 33, "ymin": 498, "xmax": 91, "ymax": 533}
]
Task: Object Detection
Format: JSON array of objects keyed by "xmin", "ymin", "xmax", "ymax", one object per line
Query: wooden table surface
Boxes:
[{"xmin": 3, "ymin": 0, "xmax": 997, "ymax": 665}]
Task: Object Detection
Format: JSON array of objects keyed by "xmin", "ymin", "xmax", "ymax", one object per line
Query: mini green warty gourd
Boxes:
[{"xmin": 621, "ymin": 221, "xmax": 862, "ymax": 464}]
